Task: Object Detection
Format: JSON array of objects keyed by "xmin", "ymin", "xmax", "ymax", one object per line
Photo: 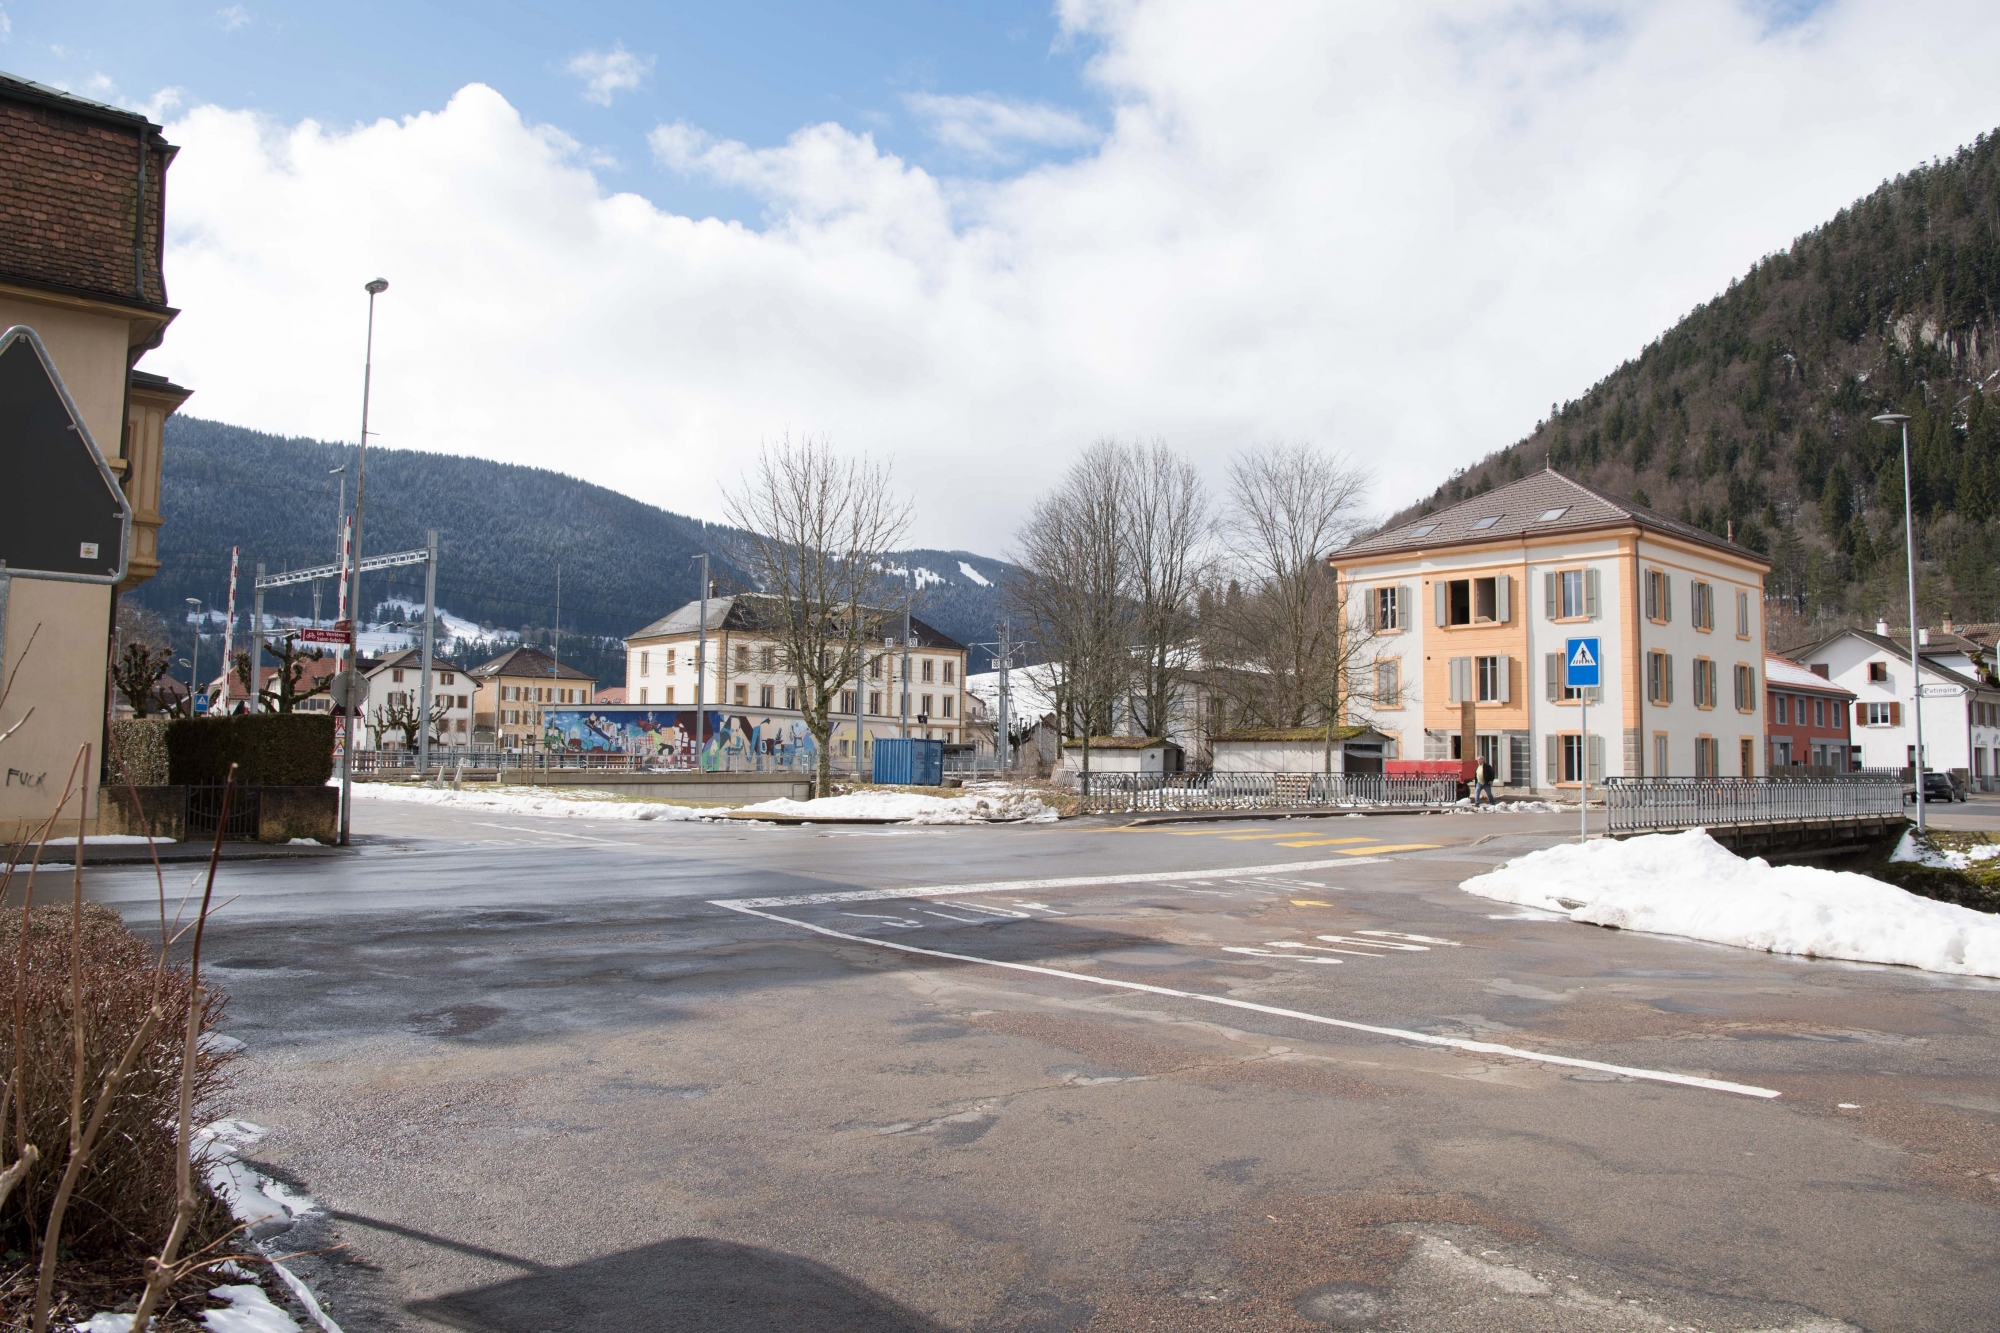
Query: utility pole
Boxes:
[
  {"xmin": 1875, "ymin": 412, "xmax": 1927, "ymax": 832},
  {"xmin": 998, "ymin": 620, "xmax": 1013, "ymax": 773},
  {"xmin": 418, "ymin": 529, "xmax": 438, "ymax": 776},
  {"xmin": 692, "ymin": 552, "xmax": 709, "ymax": 757},
  {"xmin": 339, "ymin": 276, "xmax": 388, "ymax": 847},
  {"xmin": 184, "ymin": 597, "xmax": 202, "ymax": 711},
  {"xmin": 219, "ymin": 546, "xmax": 239, "ymax": 710},
  {"xmin": 901, "ymin": 599, "xmax": 912, "ymax": 740},
  {"xmin": 250, "ymin": 564, "xmax": 265, "ymax": 714}
]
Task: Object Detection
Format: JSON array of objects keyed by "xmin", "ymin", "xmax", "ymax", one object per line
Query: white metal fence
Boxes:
[
  {"xmin": 1604, "ymin": 776, "xmax": 1904, "ymax": 834},
  {"xmin": 1076, "ymin": 771, "xmax": 1460, "ymax": 815}
]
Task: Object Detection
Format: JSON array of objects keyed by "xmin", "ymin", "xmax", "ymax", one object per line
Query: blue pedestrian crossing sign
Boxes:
[{"xmin": 1565, "ymin": 638, "xmax": 1601, "ymax": 689}]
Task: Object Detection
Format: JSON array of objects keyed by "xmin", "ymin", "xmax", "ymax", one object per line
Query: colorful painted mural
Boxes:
[{"xmin": 542, "ymin": 708, "xmax": 819, "ymax": 772}]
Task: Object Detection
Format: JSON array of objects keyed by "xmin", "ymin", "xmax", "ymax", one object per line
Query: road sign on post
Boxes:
[
  {"xmin": 1564, "ymin": 638, "xmax": 1601, "ymax": 690},
  {"xmin": 1566, "ymin": 637, "xmax": 1600, "ymax": 843}
]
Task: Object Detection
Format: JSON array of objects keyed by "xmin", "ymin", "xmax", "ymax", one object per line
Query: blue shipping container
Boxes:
[{"xmin": 873, "ymin": 737, "xmax": 944, "ymax": 786}]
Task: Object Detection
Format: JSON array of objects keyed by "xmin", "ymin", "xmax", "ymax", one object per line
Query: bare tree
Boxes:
[
  {"xmin": 1206, "ymin": 442, "xmax": 1377, "ymax": 763},
  {"xmin": 232, "ymin": 638, "xmax": 329, "ymax": 713},
  {"xmin": 723, "ymin": 434, "xmax": 914, "ymax": 794},
  {"xmin": 376, "ymin": 688, "xmax": 449, "ymax": 750},
  {"xmin": 1007, "ymin": 442, "xmax": 1133, "ymax": 781},
  {"xmin": 111, "ymin": 606, "xmax": 176, "ymax": 719},
  {"xmin": 1121, "ymin": 440, "xmax": 1213, "ymax": 741}
]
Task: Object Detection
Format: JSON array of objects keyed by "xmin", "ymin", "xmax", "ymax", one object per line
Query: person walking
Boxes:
[{"xmin": 1472, "ymin": 755, "xmax": 1495, "ymax": 806}]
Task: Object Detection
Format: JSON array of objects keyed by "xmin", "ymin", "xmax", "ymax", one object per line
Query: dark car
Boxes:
[{"xmin": 1906, "ymin": 772, "xmax": 1965, "ymax": 804}]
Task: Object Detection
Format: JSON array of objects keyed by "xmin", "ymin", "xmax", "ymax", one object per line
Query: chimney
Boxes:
[
  {"xmin": 1943, "ymin": 616, "xmax": 1956, "ymax": 633},
  {"xmin": 1919, "ymin": 628, "xmax": 1930, "ymax": 646},
  {"xmin": 1876, "ymin": 620, "xmax": 1889, "ymax": 635}
]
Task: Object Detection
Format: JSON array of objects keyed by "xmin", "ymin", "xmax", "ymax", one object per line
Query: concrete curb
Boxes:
[{"xmin": 6, "ymin": 841, "xmax": 352, "ymax": 866}]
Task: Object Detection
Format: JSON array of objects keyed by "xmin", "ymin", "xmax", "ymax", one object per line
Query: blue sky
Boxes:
[{"xmin": 8, "ymin": 0, "xmax": 1104, "ymax": 222}]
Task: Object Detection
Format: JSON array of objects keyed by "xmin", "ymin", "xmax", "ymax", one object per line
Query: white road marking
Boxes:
[
  {"xmin": 1226, "ymin": 946, "xmax": 1344, "ymax": 964},
  {"xmin": 715, "ymin": 902, "xmax": 1782, "ymax": 1101},
  {"xmin": 1358, "ymin": 930, "xmax": 1461, "ymax": 946},
  {"xmin": 1319, "ymin": 934, "xmax": 1429, "ymax": 952},
  {"xmin": 718, "ymin": 859, "xmax": 1385, "ymax": 909},
  {"xmin": 470, "ymin": 822, "xmax": 620, "ymax": 845}
]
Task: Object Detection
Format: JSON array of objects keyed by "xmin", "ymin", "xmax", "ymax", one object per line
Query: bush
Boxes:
[
  {"xmin": 165, "ymin": 713, "xmax": 336, "ymax": 786},
  {"xmin": 0, "ymin": 904, "xmax": 234, "ymax": 1264},
  {"xmin": 106, "ymin": 718, "xmax": 170, "ymax": 787}
]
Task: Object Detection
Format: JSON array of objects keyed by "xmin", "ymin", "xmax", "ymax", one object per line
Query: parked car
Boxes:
[{"xmin": 1906, "ymin": 772, "xmax": 1965, "ymax": 804}]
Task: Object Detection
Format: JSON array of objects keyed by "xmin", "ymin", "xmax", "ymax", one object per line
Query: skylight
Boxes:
[
  {"xmin": 1407, "ymin": 523, "xmax": 1437, "ymax": 538},
  {"xmin": 1470, "ymin": 515, "xmax": 1502, "ymax": 530},
  {"xmin": 1537, "ymin": 506, "xmax": 1569, "ymax": 522}
]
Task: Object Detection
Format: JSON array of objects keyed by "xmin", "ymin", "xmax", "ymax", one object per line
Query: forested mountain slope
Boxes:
[
  {"xmin": 140, "ymin": 417, "xmax": 1019, "ymax": 682},
  {"xmin": 1394, "ymin": 129, "xmax": 2000, "ymax": 645}
]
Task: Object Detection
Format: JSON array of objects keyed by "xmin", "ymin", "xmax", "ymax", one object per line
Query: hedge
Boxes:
[
  {"xmin": 107, "ymin": 717, "xmax": 171, "ymax": 786},
  {"xmin": 165, "ymin": 713, "xmax": 337, "ymax": 786}
]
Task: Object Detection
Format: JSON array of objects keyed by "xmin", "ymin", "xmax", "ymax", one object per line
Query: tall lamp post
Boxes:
[
  {"xmin": 339, "ymin": 277, "xmax": 389, "ymax": 847},
  {"xmin": 1873, "ymin": 411, "xmax": 1926, "ymax": 832},
  {"xmin": 691, "ymin": 552, "xmax": 709, "ymax": 758}
]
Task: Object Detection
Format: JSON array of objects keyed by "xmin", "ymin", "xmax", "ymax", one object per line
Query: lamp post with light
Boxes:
[
  {"xmin": 1872, "ymin": 410, "xmax": 1927, "ymax": 832},
  {"xmin": 339, "ymin": 277, "xmax": 388, "ymax": 846},
  {"xmin": 184, "ymin": 597, "xmax": 203, "ymax": 712}
]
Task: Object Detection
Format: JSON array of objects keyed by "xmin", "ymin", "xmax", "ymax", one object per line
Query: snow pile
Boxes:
[
  {"xmin": 1890, "ymin": 830, "xmax": 2000, "ymax": 871},
  {"xmin": 197, "ymin": 1120, "xmax": 345, "ymax": 1333},
  {"xmin": 42, "ymin": 834, "xmax": 177, "ymax": 846},
  {"xmin": 201, "ymin": 1285, "xmax": 306, "ymax": 1333},
  {"xmin": 352, "ymin": 783, "xmax": 710, "ymax": 822},
  {"xmin": 1451, "ymin": 799, "xmax": 1566, "ymax": 814},
  {"xmin": 742, "ymin": 790, "xmax": 1057, "ymax": 824},
  {"xmin": 1461, "ymin": 828, "xmax": 2000, "ymax": 978}
]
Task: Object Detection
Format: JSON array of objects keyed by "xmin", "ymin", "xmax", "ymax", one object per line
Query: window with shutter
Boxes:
[
  {"xmin": 1435, "ymin": 581, "xmax": 1448, "ymax": 626},
  {"xmin": 1890, "ymin": 702, "xmax": 1902, "ymax": 725},
  {"xmin": 1495, "ymin": 575, "xmax": 1511, "ymax": 623},
  {"xmin": 1544, "ymin": 571, "xmax": 1557, "ymax": 619},
  {"xmin": 1546, "ymin": 734, "xmax": 1559, "ymax": 785},
  {"xmin": 1588, "ymin": 734, "xmax": 1605, "ymax": 783},
  {"xmin": 1546, "ymin": 652, "xmax": 1563, "ymax": 702},
  {"xmin": 1584, "ymin": 567, "xmax": 1600, "ymax": 618}
]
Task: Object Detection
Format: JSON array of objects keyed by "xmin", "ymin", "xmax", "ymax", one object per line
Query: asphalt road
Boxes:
[{"xmin": 64, "ymin": 795, "xmax": 2000, "ymax": 1332}]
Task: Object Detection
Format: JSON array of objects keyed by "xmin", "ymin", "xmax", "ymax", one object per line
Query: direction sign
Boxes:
[
  {"xmin": 300, "ymin": 627, "xmax": 348, "ymax": 645},
  {"xmin": 0, "ymin": 326, "xmax": 129, "ymax": 583},
  {"xmin": 1565, "ymin": 637, "xmax": 1601, "ymax": 690}
]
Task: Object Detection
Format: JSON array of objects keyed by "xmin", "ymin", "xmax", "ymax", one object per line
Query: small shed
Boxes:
[
  {"xmin": 1209, "ymin": 725, "xmax": 1391, "ymax": 775},
  {"xmin": 1058, "ymin": 736, "xmax": 1184, "ymax": 775}
]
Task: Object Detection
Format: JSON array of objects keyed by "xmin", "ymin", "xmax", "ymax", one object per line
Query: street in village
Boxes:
[{"xmin": 63, "ymin": 799, "xmax": 2000, "ymax": 1333}]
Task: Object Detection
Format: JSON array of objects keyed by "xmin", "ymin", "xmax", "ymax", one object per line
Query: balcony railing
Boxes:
[
  {"xmin": 1076, "ymin": 771, "xmax": 1460, "ymax": 815},
  {"xmin": 1603, "ymin": 776, "xmax": 1904, "ymax": 834}
]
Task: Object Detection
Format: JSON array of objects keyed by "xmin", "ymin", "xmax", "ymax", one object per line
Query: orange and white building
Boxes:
[{"xmin": 1332, "ymin": 471, "xmax": 1771, "ymax": 791}]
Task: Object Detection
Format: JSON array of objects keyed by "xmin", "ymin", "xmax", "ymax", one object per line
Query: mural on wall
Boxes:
[{"xmin": 542, "ymin": 708, "xmax": 819, "ymax": 771}]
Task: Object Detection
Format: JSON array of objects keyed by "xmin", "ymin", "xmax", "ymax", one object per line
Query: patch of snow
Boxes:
[
  {"xmin": 42, "ymin": 834, "xmax": 175, "ymax": 846},
  {"xmin": 743, "ymin": 790, "xmax": 1057, "ymax": 824},
  {"xmin": 1461, "ymin": 828, "xmax": 2000, "ymax": 978},
  {"xmin": 957, "ymin": 561, "xmax": 992, "ymax": 587},
  {"xmin": 352, "ymin": 783, "xmax": 711, "ymax": 822},
  {"xmin": 201, "ymin": 1032, "xmax": 248, "ymax": 1054},
  {"xmin": 1450, "ymin": 799, "xmax": 1566, "ymax": 814},
  {"xmin": 68, "ymin": 1315, "xmax": 137, "ymax": 1333},
  {"xmin": 287, "ymin": 838, "xmax": 323, "ymax": 846},
  {"xmin": 203, "ymin": 1284, "xmax": 304, "ymax": 1333},
  {"xmin": 1890, "ymin": 830, "xmax": 2000, "ymax": 871}
]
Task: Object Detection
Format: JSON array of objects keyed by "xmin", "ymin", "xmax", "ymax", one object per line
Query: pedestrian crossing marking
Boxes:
[
  {"xmin": 1569, "ymin": 641, "xmax": 1597, "ymax": 668},
  {"xmin": 1275, "ymin": 837, "xmax": 1380, "ymax": 848},
  {"xmin": 1341, "ymin": 843, "xmax": 1438, "ymax": 855}
]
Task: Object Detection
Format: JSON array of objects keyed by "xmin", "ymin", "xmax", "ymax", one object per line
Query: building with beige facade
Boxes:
[
  {"xmin": 0, "ymin": 75, "xmax": 188, "ymax": 842},
  {"xmin": 624, "ymin": 595, "xmax": 969, "ymax": 767},
  {"xmin": 469, "ymin": 646, "xmax": 595, "ymax": 750},
  {"xmin": 1333, "ymin": 471, "xmax": 1770, "ymax": 790}
]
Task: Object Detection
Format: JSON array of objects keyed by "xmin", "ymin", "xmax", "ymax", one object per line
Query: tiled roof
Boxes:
[
  {"xmin": 469, "ymin": 645, "xmax": 595, "ymax": 681},
  {"xmin": 1763, "ymin": 655, "xmax": 1854, "ymax": 697},
  {"xmin": 1794, "ymin": 628, "xmax": 2000, "ymax": 696},
  {"xmin": 628, "ymin": 595, "xmax": 967, "ymax": 651},
  {"xmin": 1210, "ymin": 725, "xmax": 1382, "ymax": 743},
  {"xmin": 1339, "ymin": 470, "xmax": 1766, "ymax": 564}
]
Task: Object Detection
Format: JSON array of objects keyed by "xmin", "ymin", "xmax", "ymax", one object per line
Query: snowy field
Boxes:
[
  {"xmin": 740, "ymin": 789, "xmax": 1058, "ymax": 824},
  {"xmin": 1462, "ymin": 828, "xmax": 2000, "ymax": 979},
  {"xmin": 352, "ymin": 781, "xmax": 1058, "ymax": 824}
]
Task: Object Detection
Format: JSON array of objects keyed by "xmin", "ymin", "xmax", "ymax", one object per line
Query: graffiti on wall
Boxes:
[{"xmin": 542, "ymin": 708, "xmax": 819, "ymax": 771}]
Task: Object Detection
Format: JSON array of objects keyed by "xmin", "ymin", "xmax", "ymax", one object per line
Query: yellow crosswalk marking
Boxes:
[
  {"xmin": 1276, "ymin": 837, "xmax": 1380, "ymax": 847},
  {"xmin": 1289, "ymin": 899, "xmax": 1333, "ymax": 906},
  {"xmin": 1339, "ymin": 843, "xmax": 1439, "ymax": 855}
]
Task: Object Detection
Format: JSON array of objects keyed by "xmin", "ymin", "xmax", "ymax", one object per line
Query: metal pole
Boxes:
[
  {"xmin": 901, "ymin": 604, "xmax": 911, "ymax": 739},
  {"xmin": 220, "ymin": 546, "xmax": 239, "ymax": 710},
  {"xmin": 1579, "ymin": 693, "xmax": 1588, "ymax": 843},
  {"xmin": 186, "ymin": 598, "xmax": 201, "ymax": 711},
  {"xmin": 250, "ymin": 564, "xmax": 265, "ymax": 714},
  {"xmin": 693, "ymin": 553, "xmax": 708, "ymax": 755},
  {"xmin": 341, "ymin": 277, "xmax": 387, "ymax": 847},
  {"xmin": 1901, "ymin": 419, "xmax": 1927, "ymax": 833},
  {"xmin": 418, "ymin": 529, "xmax": 437, "ymax": 776},
  {"xmin": 998, "ymin": 621, "xmax": 1012, "ymax": 773}
]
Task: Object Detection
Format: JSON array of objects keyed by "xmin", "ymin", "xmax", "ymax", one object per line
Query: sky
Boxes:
[{"xmin": 11, "ymin": 0, "xmax": 2000, "ymax": 555}]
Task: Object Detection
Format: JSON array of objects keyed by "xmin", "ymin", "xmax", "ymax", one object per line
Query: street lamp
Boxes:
[
  {"xmin": 340, "ymin": 277, "xmax": 389, "ymax": 847},
  {"xmin": 184, "ymin": 598, "xmax": 203, "ymax": 710},
  {"xmin": 1873, "ymin": 410, "xmax": 1926, "ymax": 832}
]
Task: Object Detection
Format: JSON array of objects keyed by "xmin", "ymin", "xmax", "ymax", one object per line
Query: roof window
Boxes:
[
  {"xmin": 1469, "ymin": 515, "xmax": 1501, "ymax": 530},
  {"xmin": 1537, "ymin": 506, "xmax": 1569, "ymax": 522},
  {"xmin": 1407, "ymin": 523, "xmax": 1437, "ymax": 539}
]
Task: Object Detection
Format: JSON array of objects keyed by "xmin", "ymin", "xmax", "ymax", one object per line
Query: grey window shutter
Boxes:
[
  {"xmin": 1643, "ymin": 573, "xmax": 1655, "ymax": 620},
  {"xmin": 1447, "ymin": 656, "xmax": 1467, "ymax": 703},
  {"xmin": 1585, "ymin": 567, "xmax": 1600, "ymax": 619},
  {"xmin": 1665, "ymin": 654, "xmax": 1675, "ymax": 703},
  {"xmin": 1435, "ymin": 581, "xmax": 1447, "ymax": 627},
  {"xmin": 1663, "ymin": 577, "xmax": 1672, "ymax": 623},
  {"xmin": 1544, "ymin": 571, "xmax": 1557, "ymax": 618},
  {"xmin": 1587, "ymin": 734, "xmax": 1605, "ymax": 783},
  {"xmin": 1495, "ymin": 575, "xmax": 1511, "ymax": 624},
  {"xmin": 1545, "ymin": 734, "xmax": 1559, "ymax": 785},
  {"xmin": 1400, "ymin": 584, "xmax": 1413, "ymax": 631},
  {"xmin": 1498, "ymin": 656, "xmax": 1512, "ymax": 704},
  {"xmin": 1546, "ymin": 652, "xmax": 1561, "ymax": 702}
]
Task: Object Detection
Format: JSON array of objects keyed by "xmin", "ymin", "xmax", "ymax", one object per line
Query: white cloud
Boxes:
[
  {"xmin": 904, "ymin": 92, "xmax": 1097, "ymax": 160},
  {"xmin": 0, "ymin": 7, "xmax": 12, "ymax": 41},
  {"xmin": 149, "ymin": 1, "xmax": 2000, "ymax": 559},
  {"xmin": 565, "ymin": 42, "xmax": 652, "ymax": 106},
  {"xmin": 215, "ymin": 5, "xmax": 251, "ymax": 31}
]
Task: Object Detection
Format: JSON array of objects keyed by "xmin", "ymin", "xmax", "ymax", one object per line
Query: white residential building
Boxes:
[
  {"xmin": 362, "ymin": 649, "xmax": 476, "ymax": 750},
  {"xmin": 1793, "ymin": 626, "xmax": 2000, "ymax": 789},
  {"xmin": 1334, "ymin": 470, "xmax": 1771, "ymax": 790}
]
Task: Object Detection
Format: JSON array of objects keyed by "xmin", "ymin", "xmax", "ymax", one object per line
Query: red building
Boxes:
[{"xmin": 1765, "ymin": 654, "xmax": 1855, "ymax": 771}]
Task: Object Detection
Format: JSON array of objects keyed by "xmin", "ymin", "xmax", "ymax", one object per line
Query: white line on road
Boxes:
[
  {"xmin": 713, "ymin": 901, "xmax": 1782, "ymax": 1101},
  {"xmin": 718, "ymin": 858, "xmax": 1384, "ymax": 909}
]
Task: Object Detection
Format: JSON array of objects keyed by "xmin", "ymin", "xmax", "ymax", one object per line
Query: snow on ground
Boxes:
[
  {"xmin": 202, "ymin": 1285, "xmax": 305, "ymax": 1333},
  {"xmin": 352, "ymin": 782, "xmax": 711, "ymax": 822},
  {"xmin": 742, "ymin": 790, "xmax": 1057, "ymax": 824},
  {"xmin": 1461, "ymin": 828, "xmax": 2000, "ymax": 978},
  {"xmin": 1450, "ymin": 799, "xmax": 1566, "ymax": 814},
  {"xmin": 197, "ymin": 1120, "xmax": 345, "ymax": 1333},
  {"xmin": 41, "ymin": 834, "xmax": 177, "ymax": 846},
  {"xmin": 1891, "ymin": 830, "xmax": 2000, "ymax": 870},
  {"xmin": 957, "ymin": 560, "xmax": 992, "ymax": 587}
]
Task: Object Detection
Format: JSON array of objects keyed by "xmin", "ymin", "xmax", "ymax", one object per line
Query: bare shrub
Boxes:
[{"xmin": 0, "ymin": 904, "xmax": 233, "ymax": 1265}]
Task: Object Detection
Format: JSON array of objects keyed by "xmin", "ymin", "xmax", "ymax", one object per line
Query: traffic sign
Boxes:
[
  {"xmin": 329, "ymin": 670, "xmax": 369, "ymax": 712},
  {"xmin": 0, "ymin": 326, "xmax": 130, "ymax": 583},
  {"xmin": 1565, "ymin": 637, "xmax": 1601, "ymax": 690},
  {"xmin": 300, "ymin": 627, "xmax": 348, "ymax": 645},
  {"xmin": 194, "ymin": 693, "xmax": 211, "ymax": 715}
]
